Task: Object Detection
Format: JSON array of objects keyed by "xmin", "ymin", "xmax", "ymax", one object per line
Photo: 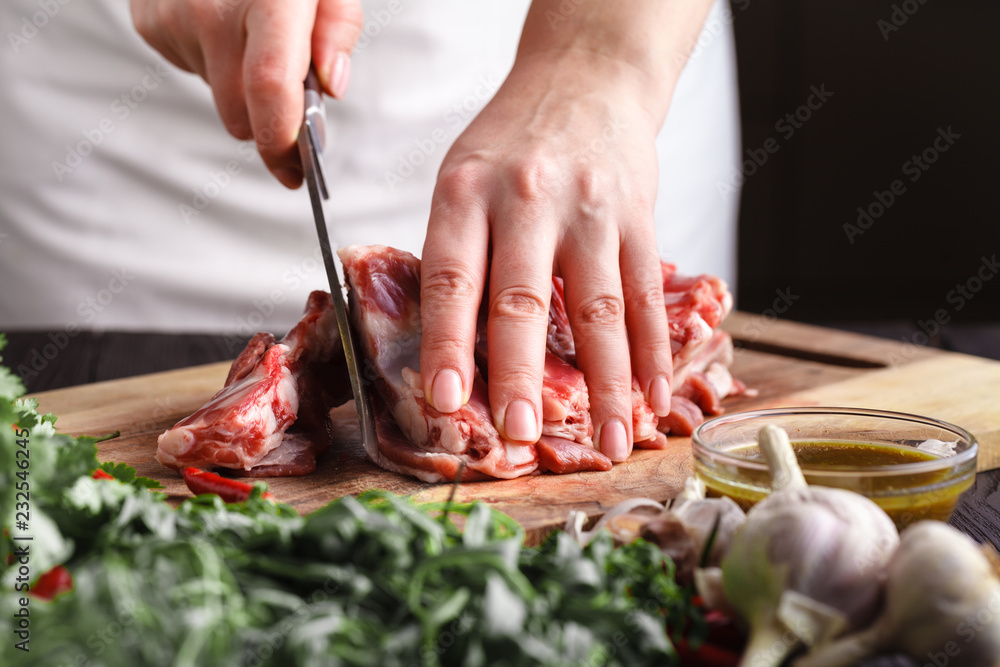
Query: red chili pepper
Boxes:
[
  {"xmin": 30, "ymin": 565, "xmax": 74, "ymax": 601},
  {"xmin": 182, "ymin": 467, "xmax": 275, "ymax": 503},
  {"xmin": 91, "ymin": 468, "xmax": 116, "ymax": 480}
]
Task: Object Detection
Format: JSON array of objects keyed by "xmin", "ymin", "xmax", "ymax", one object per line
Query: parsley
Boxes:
[{"xmin": 0, "ymin": 335, "xmax": 694, "ymax": 666}]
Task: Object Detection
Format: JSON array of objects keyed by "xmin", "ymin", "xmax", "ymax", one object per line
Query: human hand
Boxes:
[
  {"xmin": 131, "ymin": 0, "xmax": 363, "ymax": 187},
  {"xmin": 418, "ymin": 49, "xmax": 675, "ymax": 463}
]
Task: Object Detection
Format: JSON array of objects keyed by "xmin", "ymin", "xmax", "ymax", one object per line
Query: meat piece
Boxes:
[
  {"xmin": 661, "ymin": 262, "xmax": 732, "ymax": 330},
  {"xmin": 663, "ymin": 263, "xmax": 733, "ymax": 378},
  {"xmin": 536, "ymin": 436, "xmax": 613, "ymax": 474},
  {"xmin": 547, "ymin": 277, "xmax": 576, "ymax": 364},
  {"xmin": 658, "ymin": 396, "xmax": 705, "ymax": 437},
  {"xmin": 632, "ymin": 379, "xmax": 668, "ymax": 449},
  {"xmin": 541, "ymin": 353, "xmax": 593, "ymax": 446},
  {"xmin": 156, "ymin": 291, "xmax": 351, "ymax": 476},
  {"xmin": 371, "ymin": 398, "xmax": 492, "ymax": 483},
  {"xmin": 340, "ymin": 244, "xmax": 611, "ymax": 482}
]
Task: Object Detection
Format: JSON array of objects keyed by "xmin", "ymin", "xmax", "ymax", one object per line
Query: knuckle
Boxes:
[
  {"xmin": 422, "ymin": 266, "xmax": 480, "ymax": 303},
  {"xmin": 421, "ymin": 337, "xmax": 470, "ymax": 366},
  {"xmin": 587, "ymin": 377, "xmax": 633, "ymax": 412},
  {"xmin": 489, "ymin": 364, "xmax": 540, "ymax": 392},
  {"xmin": 246, "ymin": 53, "xmax": 295, "ymax": 100},
  {"xmin": 574, "ymin": 169, "xmax": 609, "ymax": 211},
  {"xmin": 435, "ymin": 161, "xmax": 487, "ymax": 206},
  {"xmin": 574, "ymin": 295, "xmax": 625, "ymax": 327},
  {"xmin": 490, "ymin": 287, "xmax": 548, "ymax": 322},
  {"xmin": 626, "ymin": 285, "xmax": 664, "ymax": 312},
  {"xmin": 510, "ymin": 154, "xmax": 555, "ymax": 202}
]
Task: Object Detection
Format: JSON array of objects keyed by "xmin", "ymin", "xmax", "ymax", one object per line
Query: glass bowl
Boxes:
[{"xmin": 692, "ymin": 407, "xmax": 978, "ymax": 529}]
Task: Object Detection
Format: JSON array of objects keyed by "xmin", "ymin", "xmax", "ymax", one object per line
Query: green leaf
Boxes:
[{"xmin": 98, "ymin": 460, "xmax": 165, "ymax": 490}]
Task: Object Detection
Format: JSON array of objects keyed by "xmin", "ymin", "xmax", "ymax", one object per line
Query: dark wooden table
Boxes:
[{"xmin": 5, "ymin": 328, "xmax": 999, "ymax": 667}]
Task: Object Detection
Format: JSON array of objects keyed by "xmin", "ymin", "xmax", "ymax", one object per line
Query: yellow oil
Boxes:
[{"xmin": 697, "ymin": 440, "xmax": 974, "ymax": 529}]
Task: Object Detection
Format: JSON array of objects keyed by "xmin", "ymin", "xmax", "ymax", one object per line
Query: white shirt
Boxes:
[{"xmin": 0, "ymin": 0, "xmax": 740, "ymax": 336}]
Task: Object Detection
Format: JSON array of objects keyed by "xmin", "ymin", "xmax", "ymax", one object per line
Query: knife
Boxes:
[{"xmin": 298, "ymin": 65, "xmax": 379, "ymax": 458}]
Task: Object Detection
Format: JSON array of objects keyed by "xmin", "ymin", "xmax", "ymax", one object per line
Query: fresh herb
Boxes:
[{"xmin": 0, "ymin": 335, "xmax": 696, "ymax": 665}]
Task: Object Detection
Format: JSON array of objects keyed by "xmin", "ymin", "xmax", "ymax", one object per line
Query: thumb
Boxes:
[{"xmin": 313, "ymin": 0, "xmax": 364, "ymax": 99}]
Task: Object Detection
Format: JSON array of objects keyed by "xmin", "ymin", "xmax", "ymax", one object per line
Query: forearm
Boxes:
[{"xmin": 518, "ymin": 0, "xmax": 715, "ymax": 127}]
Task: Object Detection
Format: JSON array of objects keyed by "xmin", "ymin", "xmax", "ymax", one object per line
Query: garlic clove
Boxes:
[
  {"xmin": 777, "ymin": 590, "xmax": 848, "ymax": 648},
  {"xmin": 758, "ymin": 423, "xmax": 807, "ymax": 491},
  {"xmin": 673, "ymin": 492, "xmax": 746, "ymax": 567},
  {"xmin": 563, "ymin": 497, "xmax": 663, "ymax": 547}
]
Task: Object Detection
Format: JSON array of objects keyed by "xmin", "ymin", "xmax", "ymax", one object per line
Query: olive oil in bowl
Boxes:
[{"xmin": 692, "ymin": 408, "xmax": 978, "ymax": 530}]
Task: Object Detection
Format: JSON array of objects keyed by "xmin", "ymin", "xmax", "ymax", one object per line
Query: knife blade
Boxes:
[{"xmin": 298, "ymin": 65, "xmax": 379, "ymax": 459}]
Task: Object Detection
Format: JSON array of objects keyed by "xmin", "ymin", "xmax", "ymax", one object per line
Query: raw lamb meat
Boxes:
[
  {"xmin": 157, "ymin": 244, "xmax": 745, "ymax": 482},
  {"xmin": 338, "ymin": 244, "xmax": 611, "ymax": 482},
  {"xmin": 156, "ymin": 291, "xmax": 351, "ymax": 476}
]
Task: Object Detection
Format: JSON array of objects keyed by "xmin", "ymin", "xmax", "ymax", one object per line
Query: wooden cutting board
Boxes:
[{"xmin": 32, "ymin": 313, "xmax": 1000, "ymax": 543}]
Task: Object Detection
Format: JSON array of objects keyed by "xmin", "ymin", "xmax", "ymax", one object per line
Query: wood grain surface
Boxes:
[{"xmin": 30, "ymin": 313, "xmax": 1000, "ymax": 544}]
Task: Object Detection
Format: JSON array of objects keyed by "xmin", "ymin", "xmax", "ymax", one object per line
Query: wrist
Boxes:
[{"xmin": 508, "ymin": 48, "xmax": 674, "ymax": 133}]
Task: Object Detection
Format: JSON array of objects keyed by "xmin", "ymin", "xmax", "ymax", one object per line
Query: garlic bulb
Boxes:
[
  {"xmin": 796, "ymin": 521, "xmax": 1000, "ymax": 667},
  {"xmin": 722, "ymin": 425, "xmax": 899, "ymax": 667},
  {"xmin": 671, "ymin": 476, "xmax": 746, "ymax": 567}
]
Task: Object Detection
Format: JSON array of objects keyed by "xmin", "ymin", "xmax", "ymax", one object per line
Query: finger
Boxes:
[
  {"xmin": 313, "ymin": 0, "xmax": 364, "ymax": 99},
  {"xmin": 130, "ymin": 0, "xmax": 206, "ymax": 77},
  {"xmin": 419, "ymin": 165, "xmax": 491, "ymax": 414},
  {"xmin": 243, "ymin": 0, "xmax": 318, "ymax": 187},
  {"xmin": 560, "ymin": 226, "xmax": 633, "ymax": 462},
  {"xmin": 202, "ymin": 13, "xmax": 252, "ymax": 139},
  {"xmin": 486, "ymin": 206, "xmax": 557, "ymax": 445},
  {"xmin": 621, "ymin": 225, "xmax": 673, "ymax": 417}
]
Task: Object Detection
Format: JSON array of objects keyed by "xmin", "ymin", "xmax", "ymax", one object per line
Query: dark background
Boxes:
[{"xmin": 730, "ymin": 0, "xmax": 999, "ymax": 357}]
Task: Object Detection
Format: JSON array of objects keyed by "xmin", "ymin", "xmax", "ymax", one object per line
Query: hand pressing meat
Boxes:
[
  {"xmin": 338, "ymin": 245, "xmax": 612, "ymax": 482},
  {"xmin": 158, "ymin": 246, "xmax": 744, "ymax": 481}
]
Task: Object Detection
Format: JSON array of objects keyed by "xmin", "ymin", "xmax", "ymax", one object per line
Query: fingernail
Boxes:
[
  {"xmin": 649, "ymin": 375, "xmax": 671, "ymax": 417},
  {"xmin": 274, "ymin": 166, "xmax": 302, "ymax": 188},
  {"xmin": 330, "ymin": 52, "xmax": 351, "ymax": 99},
  {"xmin": 600, "ymin": 419, "xmax": 629, "ymax": 462},
  {"xmin": 504, "ymin": 400, "xmax": 538, "ymax": 442},
  {"xmin": 430, "ymin": 369, "xmax": 464, "ymax": 413}
]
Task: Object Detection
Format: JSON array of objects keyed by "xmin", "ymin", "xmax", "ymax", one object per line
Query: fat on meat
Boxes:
[
  {"xmin": 156, "ymin": 291, "xmax": 351, "ymax": 476},
  {"xmin": 339, "ymin": 244, "xmax": 612, "ymax": 482}
]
